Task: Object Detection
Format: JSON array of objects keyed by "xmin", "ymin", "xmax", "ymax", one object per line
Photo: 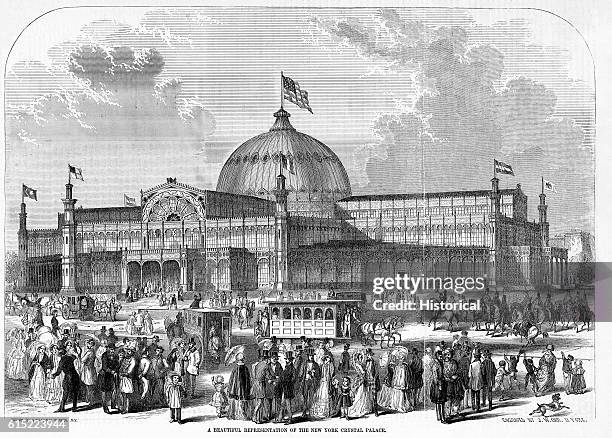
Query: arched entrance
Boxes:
[
  {"xmin": 162, "ymin": 260, "xmax": 181, "ymax": 289},
  {"xmin": 142, "ymin": 261, "xmax": 161, "ymax": 288},
  {"xmin": 127, "ymin": 261, "xmax": 141, "ymax": 288}
]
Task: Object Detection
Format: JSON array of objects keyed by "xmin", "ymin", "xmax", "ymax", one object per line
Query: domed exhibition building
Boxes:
[{"xmin": 17, "ymin": 108, "xmax": 569, "ymax": 302}]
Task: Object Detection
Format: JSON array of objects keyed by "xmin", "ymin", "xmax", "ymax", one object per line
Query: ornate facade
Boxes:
[{"xmin": 18, "ymin": 109, "xmax": 568, "ymax": 296}]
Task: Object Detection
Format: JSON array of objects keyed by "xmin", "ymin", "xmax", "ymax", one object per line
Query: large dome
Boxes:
[{"xmin": 216, "ymin": 109, "xmax": 352, "ymax": 205}]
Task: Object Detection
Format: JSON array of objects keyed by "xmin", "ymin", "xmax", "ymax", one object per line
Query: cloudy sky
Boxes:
[{"xmin": 4, "ymin": 7, "xmax": 594, "ymax": 250}]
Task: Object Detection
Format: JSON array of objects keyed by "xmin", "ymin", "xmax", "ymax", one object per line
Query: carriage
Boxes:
[
  {"xmin": 61, "ymin": 294, "xmax": 96, "ymax": 320},
  {"xmin": 183, "ymin": 308, "xmax": 232, "ymax": 359},
  {"xmin": 266, "ymin": 299, "xmax": 362, "ymax": 340}
]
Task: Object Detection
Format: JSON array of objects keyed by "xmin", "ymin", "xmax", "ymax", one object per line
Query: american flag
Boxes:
[{"xmin": 282, "ymin": 73, "xmax": 313, "ymax": 114}]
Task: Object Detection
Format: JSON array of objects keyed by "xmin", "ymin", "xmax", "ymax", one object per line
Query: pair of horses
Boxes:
[{"xmin": 357, "ymin": 315, "xmax": 404, "ymax": 348}]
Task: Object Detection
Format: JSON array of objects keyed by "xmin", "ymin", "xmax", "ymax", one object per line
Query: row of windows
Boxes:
[{"xmin": 271, "ymin": 306, "xmax": 335, "ymax": 320}]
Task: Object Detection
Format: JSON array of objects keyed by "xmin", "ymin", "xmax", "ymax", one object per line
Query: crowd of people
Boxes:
[{"xmin": 5, "ymin": 325, "xmax": 203, "ymax": 419}]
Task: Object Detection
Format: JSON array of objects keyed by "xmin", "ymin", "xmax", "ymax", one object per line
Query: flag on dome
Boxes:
[
  {"xmin": 494, "ymin": 159, "xmax": 514, "ymax": 176},
  {"xmin": 280, "ymin": 153, "xmax": 295, "ymax": 174},
  {"xmin": 124, "ymin": 194, "xmax": 137, "ymax": 207},
  {"xmin": 22, "ymin": 184, "xmax": 37, "ymax": 201},
  {"xmin": 68, "ymin": 164, "xmax": 84, "ymax": 181},
  {"xmin": 282, "ymin": 73, "xmax": 313, "ymax": 114}
]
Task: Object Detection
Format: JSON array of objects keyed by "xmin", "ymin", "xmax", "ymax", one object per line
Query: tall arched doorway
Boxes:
[
  {"xmin": 127, "ymin": 261, "xmax": 141, "ymax": 288},
  {"xmin": 142, "ymin": 261, "xmax": 161, "ymax": 288},
  {"xmin": 162, "ymin": 260, "xmax": 181, "ymax": 289}
]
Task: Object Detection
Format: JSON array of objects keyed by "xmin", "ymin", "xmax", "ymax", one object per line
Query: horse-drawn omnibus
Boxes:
[
  {"xmin": 266, "ymin": 299, "xmax": 362, "ymax": 340},
  {"xmin": 183, "ymin": 308, "xmax": 232, "ymax": 358}
]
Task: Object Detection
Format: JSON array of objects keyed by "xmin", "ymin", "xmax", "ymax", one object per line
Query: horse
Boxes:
[
  {"xmin": 421, "ymin": 297, "xmax": 461, "ymax": 331},
  {"xmin": 512, "ymin": 321, "xmax": 541, "ymax": 346},
  {"xmin": 570, "ymin": 302, "xmax": 594, "ymax": 332}
]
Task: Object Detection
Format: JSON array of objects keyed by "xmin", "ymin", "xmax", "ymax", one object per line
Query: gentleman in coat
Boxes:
[
  {"xmin": 81, "ymin": 339, "xmax": 98, "ymax": 405},
  {"xmin": 301, "ymin": 349, "xmax": 321, "ymax": 418},
  {"xmin": 363, "ymin": 348, "xmax": 381, "ymax": 416},
  {"xmin": 251, "ymin": 349, "xmax": 271, "ymax": 423},
  {"xmin": 185, "ymin": 340, "xmax": 201, "ymax": 398},
  {"xmin": 481, "ymin": 349, "xmax": 497, "ymax": 410},
  {"xmin": 276, "ymin": 352, "xmax": 296, "ymax": 424},
  {"xmin": 99, "ymin": 343, "xmax": 118, "ymax": 413},
  {"xmin": 468, "ymin": 353, "xmax": 483, "ymax": 412},
  {"xmin": 50, "ymin": 310, "xmax": 59, "ymax": 337},
  {"xmin": 265, "ymin": 352, "xmax": 283, "ymax": 419},
  {"xmin": 51, "ymin": 347, "xmax": 81, "ymax": 412}
]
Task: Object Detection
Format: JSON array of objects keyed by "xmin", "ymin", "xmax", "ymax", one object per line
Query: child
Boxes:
[
  {"xmin": 166, "ymin": 372, "xmax": 185, "ymax": 424},
  {"xmin": 494, "ymin": 360, "xmax": 510, "ymax": 401},
  {"xmin": 210, "ymin": 375, "xmax": 229, "ymax": 417},
  {"xmin": 570, "ymin": 360, "xmax": 586, "ymax": 394},
  {"xmin": 522, "ymin": 353, "xmax": 537, "ymax": 393},
  {"xmin": 339, "ymin": 376, "xmax": 353, "ymax": 419},
  {"xmin": 504, "ymin": 353, "xmax": 519, "ymax": 389}
]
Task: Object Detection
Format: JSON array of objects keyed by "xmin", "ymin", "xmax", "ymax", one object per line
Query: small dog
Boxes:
[{"xmin": 529, "ymin": 393, "xmax": 570, "ymax": 416}]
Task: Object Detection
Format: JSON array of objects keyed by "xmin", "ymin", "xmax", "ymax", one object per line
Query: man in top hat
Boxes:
[
  {"xmin": 265, "ymin": 352, "xmax": 283, "ymax": 419},
  {"xmin": 107, "ymin": 328, "xmax": 118, "ymax": 346},
  {"xmin": 252, "ymin": 349, "xmax": 271, "ymax": 423},
  {"xmin": 57, "ymin": 329, "xmax": 70, "ymax": 350},
  {"xmin": 363, "ymin": 348, "xmax": 381, "ymax": 416},
  {"xmin": 276, "ymin": 351, "xmax": 296, "ymax": 424},
  {"xmin": 99, "ymin": 343, "xmax": 119, "ymax": 413},
  {"xmin": 51, "ymin": 347, "xmax": 81, "ymax": 412},
  {"xmin": 480, "ymin": 349, "xmax": 496, "ymax": 410},
  {"xmin": 340, "ymin": 344, "xmax": 351, "ymax": 374},
  {"xmin": 51, "ymin": 310, "xmax": 60, "ymax": 337}
]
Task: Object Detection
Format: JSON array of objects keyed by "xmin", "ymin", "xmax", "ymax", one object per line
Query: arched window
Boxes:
[
  {"xmin": 314, "ymin": 308, "xmax": 323, "ymax": 320},
  {"xmin": 282, "ymin": 307, "xmax": 292, "ymax": 319},
  {"xmin": 293, "ymin": 308, "xmax": 302, "ymax": 319},
  {"xmin": 304, "ymin": 308, "xmax": 312, "ymax": 319},
  {"xmin": 324, "ymin": 308, "xmax": 334, "ymax": 320},
  {"xmin": 272, "ymin": 307, "xmax": 280, "ymax": 319}
]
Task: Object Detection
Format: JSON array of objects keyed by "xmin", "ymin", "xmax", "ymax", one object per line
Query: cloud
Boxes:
[{"xmin": 313, "ymin": 9, "xmax": 593, "ymax": 232}]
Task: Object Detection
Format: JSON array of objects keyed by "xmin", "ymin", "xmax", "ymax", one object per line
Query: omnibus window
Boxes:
[
  {"xmin": 293, "ymin": 308, "xmax": 302, "ymax": 319},
  {"xmin": 304, "ymin": 308, "xmax": 312, "ymax": 319},
  {"xmin": 314, "ymin": 308, "xmax": 323, "ymax": 320},
  {"xmin": 324, "ymin": 308, "xmax": 334, "ymax": 320},
  {"xmin": 272, "ymin": 307, "xmax": 280, "ymax": 319},
  {"xmin": 282, "ymin": 307, "xmax": 292, "ymax": 319}
]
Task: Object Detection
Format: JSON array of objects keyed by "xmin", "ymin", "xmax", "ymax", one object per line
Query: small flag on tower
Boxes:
[
  {"xmin": 494, "ymin": 159, "xmax": 514, "ymax": 176},
  {"xmin": 282, "ymin": 73, "xmax": 313, "ymax": 113},
  {"xmin": 22, "ymin": 184, "xmax": 37, "ymax": 201},
  {"xmin": 543, "ymin": 179, "xmax": 557, "ymax": 193},
  {"xmin": 68, "ymin": 164, "xmax": 84, "ymax": 181},
  {"xmin": 124, "ymin": 194, "xmax": 137, "ymax": 207}
]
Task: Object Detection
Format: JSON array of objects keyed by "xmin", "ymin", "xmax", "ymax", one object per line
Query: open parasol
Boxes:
[
  {"xmin": 169, "ymin": 337, "xmax": 186, "ymax": 350},
  {"xmin": 224, "ymin": 344, "xmax": 246, "ymax": 366},
  {"xmin": 390, "ymin": 346, "xmax": 409, "ymax": 360},
  {"xmin": 258, "ymin": 339, "xmax": 272, "ymax": 351},
  {"xmin": 37, "ymin": 331, "xmax": 58, "ymax": 347}
]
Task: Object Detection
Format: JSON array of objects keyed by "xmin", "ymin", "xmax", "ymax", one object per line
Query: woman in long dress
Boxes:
[
  {"xmin": 377, "ymin": 355, "xmax": 394, "ymax": 409},
  {"xmin": 6, "ymin": 330, "xmax": 28, "ymax": 380},
  {"xmin": 535, "ymin": 345, "xmax": 557, "ymax": 396},
  {"xmin": 422, "ymin": 347, "xmax": 435, "ymax": 407},
  {"xmin": 386, "ymin": 355, "xmax": 411, "ymax": 412},
  {"xmin": 46, "ymin": 345, "xmax": 64, "ymax": 404},
  {"xmin": 310, "ymin": 355, "xmax": 335, "ymax": 419},
  {"xmin": 28, "ymin": 344, "xmax": 50, "ymax": 401},
  {"xmin": 348, "ymin": 359, "xmax": 373, "ymax": 418},
  {"xmin": 143, "ymin": 312, "xmax": 154, "ymax": 336}
]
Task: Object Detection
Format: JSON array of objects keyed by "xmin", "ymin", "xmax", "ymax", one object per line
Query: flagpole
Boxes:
[
  {"xmin": 21, "ymin": 184, "xmax": 24, "ymax": 204},
  {"xmin": 541, "ymin": 176, "xmax": 544, "ymax": 195},
  {"xmin": 280, "ymin": 71, "xmax": 284, "ymax": 110},
  {"xmin": 68, "ymin": 163, "xmax": 71, "ymax": 185}
]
